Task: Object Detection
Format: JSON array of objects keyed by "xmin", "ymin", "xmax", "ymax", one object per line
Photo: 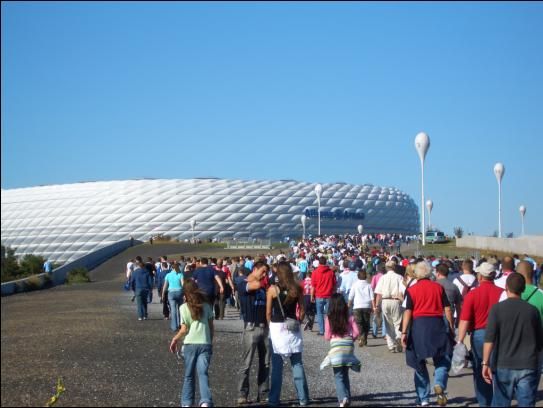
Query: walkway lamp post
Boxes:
[
  {"xmin": 314, "ymin": 184, "xmax": 323, "ymax": 236},
  {"xmin": 301, "ymin": 214, "xmax": 307, "ymax": 240},
  {"xmin": 414, "ymin": 132, "xmax": 430, "ymax": 245},
  {"xmin": 426, "ymin": 200, "xmax": 433, "ymax": 231},
  {"xmin": 357, "ymin": 224, "xmax": 363, "ymax": 235},
  {"xmin": 493, "ymin": 163, "xmax": 505, "ymax": 238},
  {"xmin": 519, "ymin": 205, "xmax": 526, "ymax": 236},
  {"xmin": 190, "ymin": 219, "xmax": 196, "ymax": 243}
]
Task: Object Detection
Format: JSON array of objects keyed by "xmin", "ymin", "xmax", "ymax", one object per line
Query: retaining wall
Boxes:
[
  {"xmin": 1, "ymin": 240, "xmax": 142, "ymax": 297},
  {"xmin": 456, "ymin": 235, "xmax": 543, "ymax": 258}
]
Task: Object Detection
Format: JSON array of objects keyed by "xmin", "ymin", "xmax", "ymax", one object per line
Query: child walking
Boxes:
[
  {"xmin": 321, "ymin": 293, "xmax": 361, "ymax": 407},
  {"xmin": 169, "ymin": 279, "xmax": 214, "ymax": 407}
]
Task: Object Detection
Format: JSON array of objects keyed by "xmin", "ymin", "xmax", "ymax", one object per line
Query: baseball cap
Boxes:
[{"xmin": 475, "ymin": 262, "xmax": 496, "ymax": 278}]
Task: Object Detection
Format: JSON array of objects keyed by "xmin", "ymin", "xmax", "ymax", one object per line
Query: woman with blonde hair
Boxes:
[{"xmin": 266, "ymin": 261, "xmax": 309, "ymax": 406}]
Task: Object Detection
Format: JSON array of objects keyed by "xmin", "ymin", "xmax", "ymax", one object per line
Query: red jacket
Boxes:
[{"xmin": 311, "ymin": 265, "xmax": 336, "ymax": 298}]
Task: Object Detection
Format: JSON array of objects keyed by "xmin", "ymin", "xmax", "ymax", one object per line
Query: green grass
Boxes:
[{"xmin": 66, "ymin": 267, "xmax": 91, "ymax": 284}]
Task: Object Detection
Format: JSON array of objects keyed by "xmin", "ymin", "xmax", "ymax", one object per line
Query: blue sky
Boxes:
[{"xmin": 2, "ymin": 2, "xmax": 542, "ymax": 236}]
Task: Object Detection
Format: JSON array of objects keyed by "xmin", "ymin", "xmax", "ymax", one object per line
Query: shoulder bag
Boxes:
[{"xmin": 275, "ymin": 286, "xmax": 300, "ymax": 332}]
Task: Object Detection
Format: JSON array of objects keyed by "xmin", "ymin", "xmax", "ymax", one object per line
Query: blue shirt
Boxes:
[
  {"xmin": 156, "ymin": 268, "xmax": 170, "ymax": 289},
  {"xmin": 244, "ymin": 260, "xmax": 254, "ymax": 271},
  {"xmin": 43, "ymin": 261, "xmax": 52, "ymax": 273},
  {"xmin": 165, "ymin": 271, "xmax": 183, "ymax": 291},
  {"xmin": 193, "ymin": 266, "xmax": 217, "ymax": 298},
  {"xmin": 130, "ymin": 267, "xmax": 153, "ymax": 291}
]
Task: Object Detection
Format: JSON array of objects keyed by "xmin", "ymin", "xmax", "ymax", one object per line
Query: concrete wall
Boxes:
[
  {"xmin": 1, "ymin": 239, "xmax": 142, "ymax": 297},
  {"xmin": 456, "ymin": 235, "xmax": 543, "ymax": 258}
]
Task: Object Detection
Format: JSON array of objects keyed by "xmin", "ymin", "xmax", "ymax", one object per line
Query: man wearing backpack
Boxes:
[{"xmin": 453, "ymin": 259, "xmax": 478, "ymax": 299}]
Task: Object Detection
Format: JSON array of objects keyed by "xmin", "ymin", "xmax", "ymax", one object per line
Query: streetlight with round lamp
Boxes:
[
  {"xmin": 314, "ymin": 184, "xmax": 323, "ymax": 236},
  {"xmin": 519, "ymin": 205, "xmax": 526, "ymax": 236},
  {"xmin": 301, "ymin": 214, "xmax": 307, "ymax": 240},
  {"xmin": 426, "ymin": 200, "xmax": 433, "ymax": 231},
  {"xmin": 190, "ymin": 219, "xmax": 196, "ymax": 243},
  {"xmin": 414, "ymin": 132, "xmax": 430, "ymax": 245},
  {"xmin": 493, "ymin": 163, "xmax": 505, "ymax": 238}
]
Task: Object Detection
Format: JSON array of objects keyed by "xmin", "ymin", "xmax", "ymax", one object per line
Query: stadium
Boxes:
[{"xmin": 1, "ymin": 178, "xmax": 420, "ymax": 262}]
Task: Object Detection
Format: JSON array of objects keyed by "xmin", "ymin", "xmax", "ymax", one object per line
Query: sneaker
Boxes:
[
  {"xmin": 339, "ymin": 397, "xmax": 349, "ymax": 407},
  {"xmin": 389, "ymin": 348, "xmax": 397, "ymax": 353},
  {"xmin": 138, "ymin": 318, "xmax": 143, "ymax": 321},
  {"xmin": 143, "ymin": 317, "xmax": 148, "ymax": 320},
  {"xmin": 358, "ymin": 338, "xmax": 364, "ymax": 347},
  {"xmin": 434, "ymin": 384, "xmax": 448, "ymax": 406},
  {"xmin": 416, "ymin": 402, "xmax": 430, "ymax": 407},
  {"xmin": 396, "ymin": 343, "xmax": 403, "ymax": 353},
  {"xmin": 237, "ymin": 396, "xmax": 249, "ymax": 405},
  {"xmin": 200, "ymin": 404, "xmax": 209, "ymax": 408}
]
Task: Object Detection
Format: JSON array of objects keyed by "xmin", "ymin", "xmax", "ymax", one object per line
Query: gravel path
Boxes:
[{"xmin": 1, "ymin": 244, "xmax": 540, "ymax": 407}]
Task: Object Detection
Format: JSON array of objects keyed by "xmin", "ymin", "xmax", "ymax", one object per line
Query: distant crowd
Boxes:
[{"xmin": 125, "ymin": 234, "xmax": 542, "ymax": 407}]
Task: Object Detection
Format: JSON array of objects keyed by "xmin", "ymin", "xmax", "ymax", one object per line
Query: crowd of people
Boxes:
[{"xmin": 124, "ymin": 234, "xmax": 542, "ymax": 407}]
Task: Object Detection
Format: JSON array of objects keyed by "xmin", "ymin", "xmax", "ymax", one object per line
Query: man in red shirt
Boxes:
[
  {"xmin": 311, "ymin": 256, "xmax": 337, "ymax": 336},
  {"xmin": 457, "ymin": 262, "xmax": 503, "ymax": 407}
]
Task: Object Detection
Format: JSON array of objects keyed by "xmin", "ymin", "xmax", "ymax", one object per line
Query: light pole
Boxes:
[
  {"xmin": 415, "ymin": 132, "xmax": 430, "ymax": 245},
  {"xmin": 493, "ymin": 163, "xmax": 505, "ymax": 238},
  {"xmin": 357, "ymin": 224, "xmax": 363, "ymax": 235},
  {"xmin": 301, "ymin": 215, "xmax": 307, "ymax": 240},
  {"xmin": 519, "ymin": 205, "xmax": 526, "ymax": 236},
  {"xmin": 314, "ymin": 184, "xmax": 323, "ymax": 236},
  {"xmin": 190, "ymin": 219, "xmax": 196, "ymax": 243},
  {"xmin": 426, "ymin": 200, "xmax": 433, "ymax": 231}
]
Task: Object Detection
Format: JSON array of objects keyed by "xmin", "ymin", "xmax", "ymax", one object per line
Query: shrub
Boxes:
[
  {"xmin": 26, "ymin": 275, "xmax": 44, "ymax": 291},
  {"xmin": 20, "ymin": 254, "xmax": 46, "ymax": 276},
  {"xmin": 1, "ymin": 245, "xmax": 20, "ymax": 282},
  {"xmin": 66, "ymin": 267, "xmax": 90, "ymax": 284}
]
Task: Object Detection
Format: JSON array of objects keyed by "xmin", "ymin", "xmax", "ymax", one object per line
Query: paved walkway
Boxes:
[{"xmin": 1, "ymin": 244, "xmax": 540, "ymax": 406}]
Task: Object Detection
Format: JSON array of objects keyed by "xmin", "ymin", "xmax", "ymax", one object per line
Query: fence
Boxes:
[
  {"xmin": 225, "ymin": 239, "xmax": 272, "ymax": 250},
  {"xmin": 1, "ymin": 239, "xmax": 142, "ymax": 297}
]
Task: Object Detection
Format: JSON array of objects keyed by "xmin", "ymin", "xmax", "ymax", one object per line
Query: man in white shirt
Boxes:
[
  {"xmin": 375, "ymin": 260, "xmax": 404, "ymax": 353},
  {"xmin": 339, "ymin": 260, "xmax": 358, "ymax": 302},
  {"xmin": 453, "ymin": 259, "xmax": 478, "ymax": 298},
  {"xmin": 126, "ymin": 259, "xmax": 135, "ymax": 279},
  {"xmin": 349, "ymin": 269, "xmax": 375, "ymax": 347},
  {"xmin": 494, "ymin": 257, "xmax": 516, "ymax": 289}
]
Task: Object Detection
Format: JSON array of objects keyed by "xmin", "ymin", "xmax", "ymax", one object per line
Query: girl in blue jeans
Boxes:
[
  {"xmin": 170, "ymin": 280, "xmax": 214, "ymax": 407},
  {"xmin": 322, "ymin": 294, "xmax": 361, "ymax": 407}
]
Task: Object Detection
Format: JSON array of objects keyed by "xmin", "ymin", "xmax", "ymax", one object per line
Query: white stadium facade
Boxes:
[{"xmin": 1, "ymin": 178, "xmax": 420, "ymax": 263}]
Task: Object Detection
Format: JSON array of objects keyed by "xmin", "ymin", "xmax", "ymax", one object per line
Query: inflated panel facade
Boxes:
[{"xmin": 1, "ymin": 179, "xmax": 419, "ymax": 262}]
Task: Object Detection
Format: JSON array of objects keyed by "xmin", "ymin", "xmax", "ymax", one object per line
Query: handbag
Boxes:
[{"xmin": 275, "ymin": 286, "xmax": 300, "ymax": 332}]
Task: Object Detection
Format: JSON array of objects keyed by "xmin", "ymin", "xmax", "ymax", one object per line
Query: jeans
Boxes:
[
  {"xmin": 160, "ymin": 288, "xmax": 170, "ymax": 318},
  {"xmin": 333, "ymin": 366, "xmax": 351, "ymax": 403},
  {"xmin": 135, "ymin": 289, "xmax": 149, "ymax": 319},
  {"xmin": 315, "ymin": 298, "xmax": 330, "ymax": 335},
  {"xmin": 492, "ymin": 368, "xmax": 539, "ymax": 407},
  {"xmin": 470, "ymin": 329, "xmax": 493, "ymax": 406},
  {"xmin": 269, "ymin": 349, "xmax": 309, "ymax": 405},
  {"xmin": 168, "ymin": 290, "xmax": 183, "ymax": 331},
  {"xmin": 214, "ymin": 293, "xmax": 225, "ymax": 320},
  {"xmin": 148, "ymin": 277, "xmax": 154, "ymax": 303},
  {"xmin": 181, "ymin": 344, "xmax": 213, "ymax": 407},
  {"xmin": 414, "ymin": 353, "xmax": 451, "ymax": 404},
  {"xmin": 238, "ymin": 326, "xmax": 269, "ymax": 400},
  {"xmin": 372, "ymin": 312, "xmax": 387, "ymax": 337}
]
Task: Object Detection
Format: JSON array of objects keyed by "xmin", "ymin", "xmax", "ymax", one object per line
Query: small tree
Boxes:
[
  {"xmin": 20, "ymin": 254, "xmax": 46, "ymax": 276},
  {"xmin": 1, "ymin": 245, "xmax": 20, "ymax": 282},
  {"xmin": 453, "ymin": 227, "xmax": 464, "ymax": 238}
]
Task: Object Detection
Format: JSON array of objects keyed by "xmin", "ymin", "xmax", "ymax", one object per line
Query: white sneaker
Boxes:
[{"xmin": 339, "ymin": 397, "xmax": 349, "ymax": 407}]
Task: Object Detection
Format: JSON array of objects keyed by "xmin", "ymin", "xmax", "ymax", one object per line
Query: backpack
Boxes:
[{"xmin": 457, "ymin": 276, "xmax": 477, "ymax": 298}]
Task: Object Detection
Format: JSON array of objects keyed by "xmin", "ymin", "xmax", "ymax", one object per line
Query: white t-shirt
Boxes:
[
  {"xmin": 453, "ymin": 274, "xmax": 477, "ymax": 296},
  {"xmin": 494, "ymin": 271, "xmax": 515, "ymax": 289},
  {"xmin": 349, "ymin": 279, "xmax": 374, "ymax": 309},
  {"xmin": 126, "ymin": 261, "xmax": 134, "ymax": 279}
]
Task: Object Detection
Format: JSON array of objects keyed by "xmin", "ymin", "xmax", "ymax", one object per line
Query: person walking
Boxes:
[
  {"xmin": 375, "ymin": 260, "xmax": 404, "ymax": 353},
  {"xmin": 401, "ymin": 261, "xmax": 455, "ymax": 407},
  {"xmin": 348, "ymin": 270, "xmax": 375, "ymax": 347},
  {"xmin": 130, "ymin": 259, "xmax": 153, "ymax": 321},
  {"xmin": 156, "ymin": 261, "xmax": 171, "ymax": 319},
  {"xmin": 162, "ymin": 263, "xmax": 184, "ymax": 332},
  {"xmin": 452, "ymin": 259, "xmax": 478, "ymax": 300},
  {"xmin": 267, "ymin": 261, "xmax": 309, "ymax": 407},
  {"xmin": 435, "ymin": 263, "xmax": 462, "ymax": 327},
  {"xmin": 456, "ymin": 262, "xmax": 503, "ymax": 407},
  {"xmin": 322, "ymin": 293, "xmax": 361, "ymax": 407},
  {"xmin": 193, "ymin": 258, "xmax": 224, "ymax": 307},
  {"xmin": 311, "ymin": 256, "xmax": 337, "ymax": 336},
  {"xmin": 482, "ymin": 273, "xmax": 543, "ymax": 407},
  {"xmin": 236, "ymin": 261, "xmax": 270, "ymax": 405},
  {"xmin": 370, "ymin": 263, "xmax": 387, "ymax": 339},
  {"xmin": 302, "ymin": 271, "xmax": 315, "ymax": 331},
  {"xmin": 339, "ymin": 260, "xmax": 358, "ymax": 304},
  {"xmin": 169, "ymin": 279, "xmax": 215, "ymax": 407}
]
